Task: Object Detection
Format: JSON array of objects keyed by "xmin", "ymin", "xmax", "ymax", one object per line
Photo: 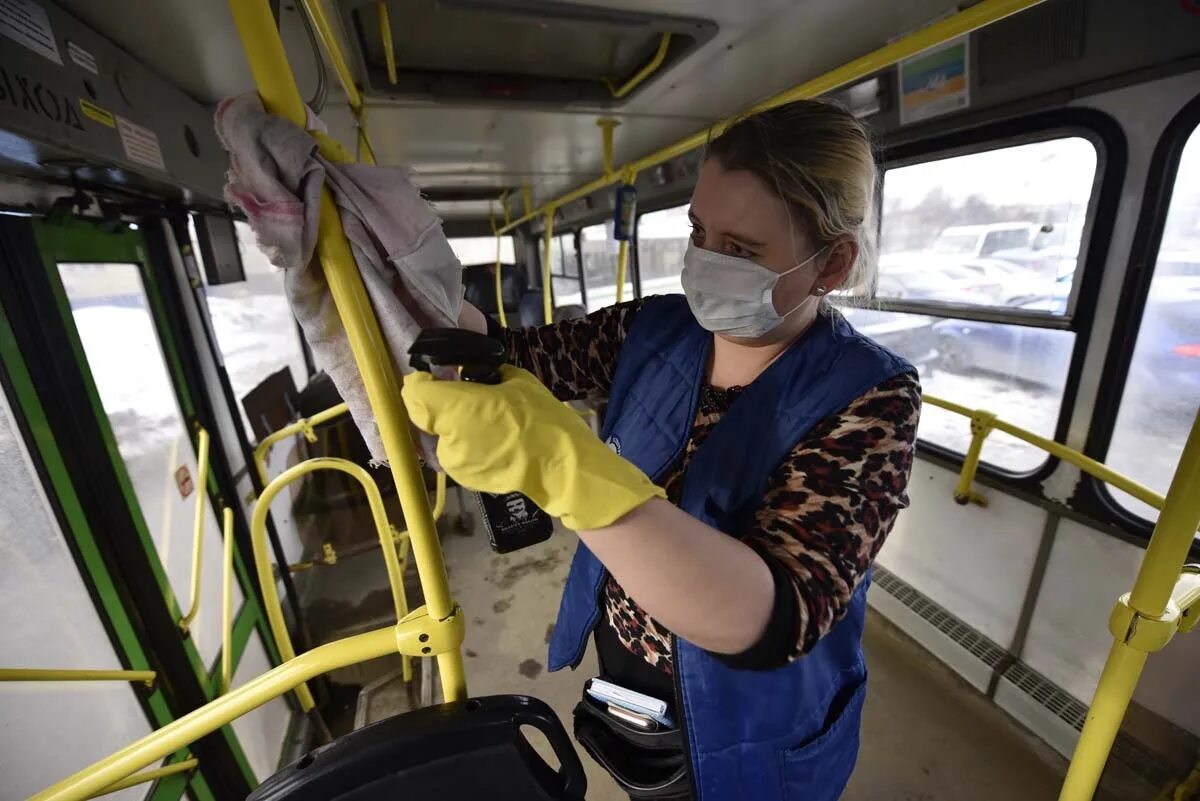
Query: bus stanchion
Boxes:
[
  {"xmin": 220, "ymin": 507, "xmax": 235, "ymax": 695},
  {"xmin": 228, "ymin": 0, "xmax": 465, "ymax": 701},
  {"xmin": 1058, "ymin": 410, "xmax": 1200, "ymax": 801}
]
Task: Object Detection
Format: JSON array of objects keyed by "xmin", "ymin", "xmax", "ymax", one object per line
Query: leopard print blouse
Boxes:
[{"xmin": 504, "ymin": 299, "xmax": 920, "ymax": 672}]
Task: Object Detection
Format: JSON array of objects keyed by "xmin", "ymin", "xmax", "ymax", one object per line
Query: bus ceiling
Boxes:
[{"xmin": 1, "ymin": 1, "xmax": 1199, "ymax": 219}]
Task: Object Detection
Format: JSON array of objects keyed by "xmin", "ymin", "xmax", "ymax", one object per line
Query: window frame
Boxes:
[
  {"xmin": 872, "ymin": 109, "xmax": 1125, "ymax": 484},
  {"xmin": 1080, "ymin": 92, "xmax": 1200, "ymax": 540}
]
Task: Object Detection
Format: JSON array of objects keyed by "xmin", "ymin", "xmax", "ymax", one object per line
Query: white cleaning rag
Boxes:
[{"xmin": 215, "ymin": 93, "xmax": 462, "ymax": 463}]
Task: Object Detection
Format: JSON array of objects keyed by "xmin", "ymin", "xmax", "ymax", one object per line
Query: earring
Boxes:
[{"xmin": 814, "ymin": 284, "xmax": 828, "ymax": 296}]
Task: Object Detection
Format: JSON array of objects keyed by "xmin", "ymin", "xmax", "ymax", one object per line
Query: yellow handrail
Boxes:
[
  {"xmin": 541, "ymin": 210, "xmax": 555, "ymax": 324},
  {"xmin": 1059, "ymin": 411, "xmax": 1200, "ymax": 800},
  {"xmin": 498, "ymin": 0, "xmax": 1046, "ymax": 236},
  {"xmin": 179, "ymin": 426, "xmax": 210, "ymax": 633},
  {"xmin": 0, "ymin": 669, "xmax": 155, "ymax": 688},
  {"xmin": 378, "ymin": 1, "xmax": 397, "ymax": 85},
  {"xmin": 220, "ymin": 507, "xmax": 235, "ymax": 695},
  {"xmin": 228, "ymin": 0, "xmax": 464, "ymax": 702},
  {"xmin": 251, "ymin": 458, "xmax": 411, "ymax": 711},
  {"xmin": 922, "ymin": 394, "xmax": 1169, "ymax": 511},
  {"xmin": 252, "ymin": 401, "xmax": 350, "ymax": 487},
  {"xmin": 298, "ymin": 0, "xmax": 378, "ymax": 164},
  {"xmin": 87, "ymin": 758, "xmax": 197, "ymax": 799},
  {"xmin": 31, "ymin": 617, "xmax": 463, "ymax": 801},
  {"xmin": 605, "ymin": 33, "xmax": 671, "ymax": 100}
]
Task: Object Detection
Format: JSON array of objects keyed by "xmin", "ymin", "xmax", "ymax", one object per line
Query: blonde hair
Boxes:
[{"xmin": 704, "ymin": 100, "xmax": 878, "ymax": 298}]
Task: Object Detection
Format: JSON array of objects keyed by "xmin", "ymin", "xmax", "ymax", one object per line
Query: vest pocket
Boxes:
[{"xmin": 777, "ymin": 678, "xmax": 867, "ymax": 801}]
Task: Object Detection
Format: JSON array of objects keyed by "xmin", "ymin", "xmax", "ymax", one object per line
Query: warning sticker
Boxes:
[
  {"xmin": 79, "ymin": 98, "xmax": 114, "ymax": 128},
  {"xmin": 175, "ymin": 465, "xmax": 194, "ymax": 500},
  {"xmin": 67, "ymin": 40, "xmax": 97, "ymax": 74},
  {"xmin": 0, "ymin": 0, "xmax": 62, "ymax": 64},
  {"xmin": 116, "ymin": 115, "xmax": 166, "ymax": 172}
]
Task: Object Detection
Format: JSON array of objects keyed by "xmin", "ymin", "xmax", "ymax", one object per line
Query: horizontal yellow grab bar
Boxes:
[
  {"xmin": 498, "ymin": 0, "xmax": 1046, "ymax": 235},
  {"xmin": 253, "ymin": 402, "xmax": 350, "ymax": 487},
  {"xmin": 31, "ymin": 627, "xmax": 400, "ymax": 801},
  {"xmin": 922, "ymin": 393, "xmax": 1167, "ymax": 511},
  {"xmin": 0, "ymin": 669, "xmax": 155, "ymax": 688},
  {"xmin": 87, "ymin": 758, "xmax": 197, "ymax": 799}
]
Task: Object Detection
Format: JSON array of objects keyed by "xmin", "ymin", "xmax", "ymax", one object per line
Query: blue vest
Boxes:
[{"xmin": 548, "ymin": 295, "xmax": 912, "ymax": 801}]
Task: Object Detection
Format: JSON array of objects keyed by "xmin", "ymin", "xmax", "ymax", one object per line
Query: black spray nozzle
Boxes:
[{"xmin": 408, "ymin": 328, "xmax": 506, "ymax": 385}]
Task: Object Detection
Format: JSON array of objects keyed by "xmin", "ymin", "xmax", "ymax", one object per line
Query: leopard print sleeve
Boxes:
[
  {"xmin": 736, "ymin": 371, "xmax": 921, "ymax": 666},
  {"xmin": 503, "ymin": 299, "xmax": 645, "ymax": 401}
]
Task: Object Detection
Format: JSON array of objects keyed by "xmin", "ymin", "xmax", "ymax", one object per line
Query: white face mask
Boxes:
[{"xmin": 680, "ymin": 242, "xmax": 826, "ymax": 338}]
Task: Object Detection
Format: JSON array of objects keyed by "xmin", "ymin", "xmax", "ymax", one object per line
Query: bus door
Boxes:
[{"xmin": 0, "ymin": 213, "xmax": 291, "ymax": 798}]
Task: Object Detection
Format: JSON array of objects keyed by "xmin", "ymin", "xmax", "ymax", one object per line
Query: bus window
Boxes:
[
  {"xmin": 204, "ymin": 221, "xmax": 309, "ymax": 439},
  {"xmin": 840, "ymin": 305, "xmax": 1075, "ymax": 473},
  {"xmin": 549, "ymin": 234, "xmax": 583, "ymax": 308},
  {"xmin": 581, "ymin": 222, "xmax": 633, "ymax": 312},
  {"xmin": 0, "ymin": 389, "xmax": 152, "ymax": 801},
  {"xmin": 1106, "ymin": 125, "xmax": 1200, "ymax": 520},
  {"xmin": 637, "ymin": 204, "xmax": 689, "ymax": 297},
  {"xmin": 879, "ymin": 138, "xmax": 1096, "ymax": 312},
  {"xmin": 449, "ymin": 235, "xmax": 514, "ymax": 265}
]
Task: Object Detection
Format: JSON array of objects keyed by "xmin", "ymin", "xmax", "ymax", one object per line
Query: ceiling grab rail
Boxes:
[
  {"xmin": 251, "ymin": 458, "xmax": 414, "ymax": 710},
  {"xmin": 228, "ymin": 0, "xmax": 465, "ymax": 702},
  {"xmin": 298, "ymin": 0, "xmax": 378, "ymax": 164},
  {"xmin": 1058, "ymin": 411, "xmax": 1200, "ymax": 801},
  {"xmin": 178, "ymin": 425, "xmax": 210, "ymax": 633},
  {"xmin": 605, "ymin": 33, "xmax": 671, "ymax": 100},
  {"xmin": 498, "ymin": 0, "xmax": 1048, "ymax": 237}
]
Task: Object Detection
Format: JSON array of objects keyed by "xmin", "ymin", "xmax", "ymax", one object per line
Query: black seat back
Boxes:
[{"xmin": 248, "ymin": 695, "xmax": 587, "ymax": 801}]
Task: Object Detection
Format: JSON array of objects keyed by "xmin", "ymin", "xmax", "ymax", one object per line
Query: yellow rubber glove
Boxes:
[{"xmin": 402, "ymin": 366, "xmax": 665, "ymax": 531}]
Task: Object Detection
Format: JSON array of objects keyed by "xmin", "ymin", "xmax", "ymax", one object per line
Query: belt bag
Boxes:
[{"xmin": 572, "ymin": 693, "xmax": 690, "ymax": 799}]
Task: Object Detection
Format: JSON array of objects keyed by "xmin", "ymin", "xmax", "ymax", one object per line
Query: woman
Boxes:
[{"xmin": 403, "ymin": 100, "xmax": 921, "ymax": 801}]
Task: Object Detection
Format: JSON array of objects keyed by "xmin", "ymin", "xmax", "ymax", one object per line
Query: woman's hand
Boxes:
[
  {"xmin": 401, "ymin": 366, "xmax": 665, "ymax": 530},
  {"xmin": 402, "ymin": 366, "xmax": 775, "ymax": 655}
]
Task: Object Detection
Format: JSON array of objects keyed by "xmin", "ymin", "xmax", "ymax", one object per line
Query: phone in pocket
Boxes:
[{"xmin": 587, "ymin": 678, "xmax": 675, "ymax": 728}]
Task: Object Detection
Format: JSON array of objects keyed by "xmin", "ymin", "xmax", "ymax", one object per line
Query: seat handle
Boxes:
[{"xmin": 512, "ymin": 706, "xmax": 588, "ymax": 798}]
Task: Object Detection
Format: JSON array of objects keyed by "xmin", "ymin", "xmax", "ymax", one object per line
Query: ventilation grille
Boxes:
[
  {"xmin": 872, "ymin": 564, "xmax": 1173, "ymax": 787},
  {"xmin": 977, "ymin": 0, "xmax": 1086, "ymax": 88},
  {"xmin": 874, "ymin": 565, "xmax": 1008, "ymax": 669}
]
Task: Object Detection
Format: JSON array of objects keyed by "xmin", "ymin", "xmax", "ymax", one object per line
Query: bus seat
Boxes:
[
  {"xmin": 553, "ymin": 304, "xmax": 587, "ymax": 322},
  {"xmin": 519, "ymin": 291, "xmax": 546, "ymax": 327},
  {"xmin": 462, "ymin": 262, "xmax": 523, "ymax": 319},
  {"xmin": 248, "ymin": 695, "xmax": 587, "ymax": 801}
]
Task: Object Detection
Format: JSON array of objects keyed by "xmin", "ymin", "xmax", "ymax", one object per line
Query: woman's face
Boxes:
[{"xmin": 688, "ymin": 158, "xmax": 854, "ymax": 344}]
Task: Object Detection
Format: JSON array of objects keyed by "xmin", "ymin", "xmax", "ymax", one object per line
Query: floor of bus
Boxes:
[{"xmin": 291, "ymin": 485, "xmax": 1160, "ymax": 801}]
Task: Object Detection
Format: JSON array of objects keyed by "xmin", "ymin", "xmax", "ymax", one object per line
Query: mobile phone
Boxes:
[
  {"xmin": 587, "ymin": 678, "xmax": 674, "ymax": 728},
  {"xmin": 606, "ymin": 703, "xmax": 658, "ymax": 731}
]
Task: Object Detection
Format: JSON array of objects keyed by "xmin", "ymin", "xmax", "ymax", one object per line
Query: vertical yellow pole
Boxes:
[
  {"xmin": 227, "ymin": 0, "xmax": 466, "ymax": 702},
  {"xmin": 377, "ymin": 2, "xmax": 397, "ymax": 85},
  {"xmin": 954, "ymin": 411, "xmax": 995, "ymax": 504},
  {"xmin": 615, "ymin": 240, "xmax": 629, "ymax": 304},
  {"xmin": 179, "ymin": 427, "xmax": 210, "ymax": 631},
  {"xmin": 220, "ymin": 507, "xmax": 234, "ymax": 694},
  {"xmin": 494, "ymin": 232, "xmax": 508, "ymax": 327},
  {"xmin": 597, "ymin": 118, "xmax": 619, "ymax": 179},
  {"xmin": 542, "ymin": 210, "xmax": 555, "ymax": 324},
  {"xmin": 1059, "ymin": 410, "xmax": 1200, "ymax": 801}
]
